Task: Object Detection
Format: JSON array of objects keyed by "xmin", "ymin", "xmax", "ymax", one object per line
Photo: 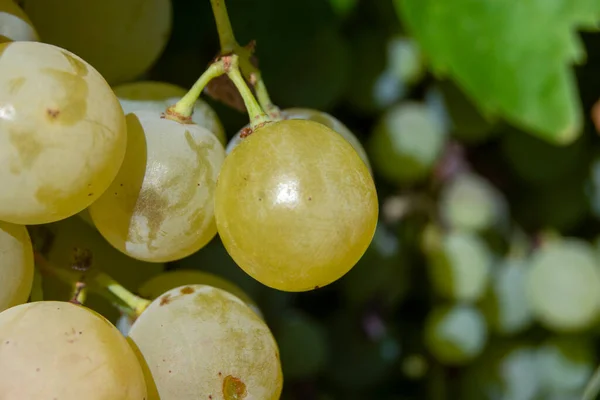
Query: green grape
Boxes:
[
  {"xmin": 0, "ymin": 0, "xmax": 38, "ymax": 42},
  {"xmin": 89, "ymin": 110, "xmax": 225, "ymax": 263},
  {"xmin": 227, "ymin": 107, "xmax": 371, "ymax": 171},
  {"xmin": 113, "ymin": 81, "xmax": 227, "ymax": 146},
  {"xmin": 480, "ymin": 259, "xmax": 534, "ymax": 336},
  {"xmin": 22, "ymin": 0, "xmax": 172, "ymax": 84},
  {"xmin": 39, "ymin": 215, "xmax": 164, "ymax": 323},
  {"xmin": 128, "ymin": 285, "xmax": 283, "ymax": 400},
  {"xmin": 461, "ymin": 341, "xmax": 541, "ymax": 400},
  {"xmin": 341, "ymin": 221, "xmax": 408, "ymax": 307},
  {"xmin": 0, "ymin": 301, "xmax": 147, "ymax": 399},
  {"xmin": 0, "ymin": 41, "xmax": 126, "ymax": 225},
  {"xmin": 424, "ymin": 228, "xmax": 493, "ymax": 302},
  {"xmin": 536, "ymin": 336, "xmax": 595, "ymax": 395},
  {"xmin": 0, "ymin": 221, "xmax": 33, "ymax": 312},
  {"xmin": 438, "ymin": 80, "xmax": 497, "ymax": 144},
  {"xmin": 215, "ymin": 119, "xmax": 378, "ymax": 292},
  {"xmin": 386, "ymin": 36, "xmax": 424, "ymax": 86},
  {"xmin": 138, "ymin": 270, "xmax": 261, "ymax": 317},
  {"xmin": 275, "ymin": 310, "xmax": 328, "ymax": 380},
  {"xmin": 439, "ymin": 172, "xmax": 507, "ymax": 233},
  {"xmin": 526, "ymin": 238, "xmax": 600, "ymax": 331},
  {"xmin": 501, "ymin": 128, "xmax": 588, "ymax": 186},
  {"xmin": 368, "ymin": 102, "xmax": 447, "ymax": 185},
  {"xmin": 424, "ymin": 303, "xmax": 488, "ymax": 365}
]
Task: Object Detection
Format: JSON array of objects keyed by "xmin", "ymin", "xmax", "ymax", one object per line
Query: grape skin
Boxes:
[
  {"xmin": 113, "ymin": 81, "xmax": 227, "ymax": 146},
  {"xmin": 0, "ymin": 0, "xmax": 38, "ymax": 42},
  {"xmin": 226, "ymin": 107, "xmax": 371, "ymax": 172},
  {"xmin": 128, "ymin": 285, "xmax": 283, "ymax": 400},
  {"xmin": 215, "ymin": 119, "xmax": 378, "ymax": 292},
  {"xmin": 22, "ymin": 0, "xmax": 172, "ymax": 84},
  {"xmin": 0, "ymin": 41, "xmax": 126, "ymax": 224},
  {"xmin": 0, "ymin": 301, "xmax": 147, "ymax": 399},
  {"xmin": 0, "ymin": 221, "xmax": 33, "ymax": 312},
  {"xmin": 90, "ymin": 110, "xmax": 225, "ymax": 263}
]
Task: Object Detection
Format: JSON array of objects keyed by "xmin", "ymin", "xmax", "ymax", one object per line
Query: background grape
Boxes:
[
  {"xmin": 0, "ymin": 0, "xmax": 37, "ymax": 42},
  {"xmin": 0, "ymin": 221, "xmax": 33, "ymax": 312}
]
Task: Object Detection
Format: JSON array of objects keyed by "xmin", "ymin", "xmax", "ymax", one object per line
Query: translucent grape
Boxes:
[
  {"xmin": 275, "ymin": 310, "xmax": 328, "ymax": 380},
  {"xmin": 0, "ymin": 301, "xmax": 147, "ymax": 399},
  {"xmin": 36, "ymin": 215, "xmax": 164, "ymax": 323},
  {"xmin": 0, "ymin": 0, "xmax": 38, "ymax": 42},
  {"xmin": 0, "ymin": 221, "xmax": 33, "ymax": 312},
  {"xmin": 89, "ymin": 110, "xmax": 225, "ymax": 263},
  {"xmin": 480, "ymin": 259, "xmax": 534, "ymax": 336},
  {"xmin": 22, "ymin": 0, "xmax": 172, "ymax": 84},
  {"xmin": 227, "ymin": 108, "xmax": 371, "ymax": 171},
  {"xmin": 215, "ymin": 119, "xmax": 378, "ymax": 291},
  {"xmin": 526, "ymin": 239, "xmax": 600, "ymax": 331},
  {"xmin": 0, "ymin": 41, "xmax": 126, "ymax": 224},
  {"xmin": 424, "ymin": 304, "xmax": 488, "ymax": 365},
  {"xmin": 113, "ymin": 81, "xmax": 227, "ymax": 145},
  {"xmin": 128, "ymin": 285, "xmax": 283, "ymax": 400},
  {"xmin": 424, "ymin": 228, "xmax": 493, "ymax": 302},
  {"xmin": 369, "ymin": 102, "xmax": 447, "ymax": 185},
  {"xmin": 138, "ymin": 270, "xmax": 261, "ymax": 317}
]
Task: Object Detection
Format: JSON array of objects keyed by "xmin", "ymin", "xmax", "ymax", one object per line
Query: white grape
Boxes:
[
  {"xmin": 0, "ymin": 221, "xmax": 33, "ymax": 312},
  {"xmin": 0, "ymin": 0, "xmax": 38, "ymax": 42},
  {"xmin": 0, "ymin": 41, "xmax": 126, "ymax": 224}
]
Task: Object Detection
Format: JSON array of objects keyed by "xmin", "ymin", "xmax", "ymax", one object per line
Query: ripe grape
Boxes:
[
  {"xmin": 0, "ymin": 0, "xmax": 38, "ymax": 42},
  {"xmin": 113, "ymin": 81, "xmax": 227, "ymax": 145},
  {"xmin": 526, "ymin": 239, "xmax": 600, "ymax": 331},
  {"xmin": 369, "ymin": 102, "xmax": 447, "ymax": 185},
  {"xmin": 424, "ymin": 303, "xmax": 488, "ymax": 365},
  {"xmin": 128, "ymin": 285, "xmax": 283, "ymax": 400},
  {"xmin": 22, "ymin": 0, "xmax": 172, "ymax": 84},
  {"xmin": 0, "ymin": 41, "xmax": 127, "ymax": 225},
  {"xmin": 0, "ymin": 221, "xmax": 33, "ymax": 312},
  {"xmin": 275, "ymin": 310, "xmax": 328, "ymax": 380},
  {"xmin": 227, "ymin": 107, "xmax": 371, "ymax": 170},
  {"xmin": 215, "ymin": 119, "xmax": 378, "ymax": 291},
  {"xmin": 439, "ymin": 172, "xmax": 507, "ymax": 233},
  {"xmin": 138, "ymin": 270, "xmax": 261, "ymax": 317},
  {"xmin": 0, "ymin": 301, "xmax": 147, "ymax": 399},
  {"xmin": 424, "ymin": 228, "xmax": 492, "ymax": 302},
  {"xmin": 38, "ymin": 215, "xmax": 164, "ymax": 323},
  {"xmin": 89, "ymin": 110, "xmax": 225, "ymax": 263},
  {"xmin": 480, "ymin": 259, "xmax": 533, "ymax": 335}
]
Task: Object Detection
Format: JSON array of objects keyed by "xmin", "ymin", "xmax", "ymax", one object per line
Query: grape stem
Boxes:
[
  {"xmin": 166, "ymin": 60, "xmax": 227, "ymax": 122},
  {"xmin": 34, "ymin": 252, "xmax": 151, "ymax": 317},
  {"xmin": 209, "ymin": 0, "xmax": 281, "ymax": 118}
]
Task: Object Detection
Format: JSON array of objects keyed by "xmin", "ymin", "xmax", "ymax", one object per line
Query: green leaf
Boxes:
[{"xmin": 395, "ymin": 0, "xmax": 600, "ymax": 144}]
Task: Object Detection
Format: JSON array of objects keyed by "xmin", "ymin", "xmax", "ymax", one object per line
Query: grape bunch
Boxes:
[{"xmin": 2, "ymin": 0, "xmax": 600, "ymax": 399}]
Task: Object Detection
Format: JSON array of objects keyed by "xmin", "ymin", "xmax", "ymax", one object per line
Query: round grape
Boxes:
[
  {"xmin": 0, "ymin": 41, "xmax": 127, "ymax": 225},
  {"xmin": 0, "ymin": 221, "xmax": 33, "ymax": 312},
  {"xmin": 0, "ymin": 0, "xmax": 38, "ymax": 42},
  {"xmin": 128, "ymin": 285, "xmax": 283, "ymax": 400},
  {"xmin": 89, "ymin": 110, "xmax": 225, "ymax": 263},
  {"xmin": 113, "ymin": 81, "xmax": 226, "ymax": 145},
  {"xmin": 22, "ymin": 0, "xmax": 172, "ymax": 84},
  {"xmin": 215, "ymin": 119, "xmax": 378, "ymax": 292},
  {"xmin": 0, "ymin": 301, "xmax": 147, "ymax": 399}
]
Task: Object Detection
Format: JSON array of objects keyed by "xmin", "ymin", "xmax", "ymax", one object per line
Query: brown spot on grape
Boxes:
[
  {"xmin": 36, "ymin": 368, "xmax": 40, "ymax": 372},
  {"xmin": 218, "ymin": 372, "xmax": 222, "ymax": 376},
  {"xmin": 46, "ymin": 108, "xmax": 60, "ymax": 119},
  {"xmin": 308, "ymin": 197, "xmax": 312, "ymax": 201},
  {"xmin": 239, "ymin": 127, "xmax": 252, "ymax": 138},
  {"xmin": 159, "ymin": 294, "xmax": 171, "ymax": 306},
  {"xmin": 8, "ymin": 77, "xmax": 25, "ymax": 94},
  {"xmin": 223, "ymin": 375, "xmax": 247, "ymax": 400},
  {"xmin": 180, "ymin": 286, "xmax": 195, "ymax": 295},
  {"xmin": 314, "ymin": 285, "xmax": 320, "ymax": 289}
]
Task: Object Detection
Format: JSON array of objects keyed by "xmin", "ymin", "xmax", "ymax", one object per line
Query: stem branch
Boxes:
[
  {"xmin": 210, "ymin": 0, "xmax": 238, "ymax": 52},
  {"xmin": 225, "ymin": 55, "xmax": 270, "ymax": 128}
]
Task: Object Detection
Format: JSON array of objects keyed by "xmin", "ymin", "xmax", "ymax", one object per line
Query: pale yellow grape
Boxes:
[
  {"xmin": 227, "ymin": 107, "xmax": 371, "ymax": 171},
  {"xmin": 128, "ymin": 285, "xmax": 283, "ymax": 400},
  {"xmin": 138, "ymin": 270, "xmax": 261, "ymax": 317},
  {"xmin": 0, "ymin": 0, "xmax": 38, "ymax": 42},
  {"xmin": 90, "ymin": 110, "xmax": 225, "ymax": 263},
  {"xmin": 22, "ymin": 0, "xmax": 172, "ymax": 84},
  {"xmin": 216, "ymin": 119, "xmax": 378, "ymax": 292},
  {"xmin": 0, "ymin": 301, "xmax": 147, "ymax": 399},
  {"xmin": 113, "ymin": 81, "xmax": 227, "ymax": 145},
  {"xmin": 0, "ymin": 41, "xmax": 126, "ymax": 224},
  {"xmin": 40, "ymin": 215, "xmax": 164, "ymax": 322},
  {"xmin": 0, "ymin": 221, "xmax": 33, "ymax": 311}
]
